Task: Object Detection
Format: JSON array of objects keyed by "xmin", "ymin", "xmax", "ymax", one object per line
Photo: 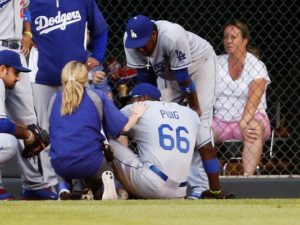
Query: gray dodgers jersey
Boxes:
[
  {"xmin": 124, "ymin": 20, "xmax": 212, "ymax": 80},
  {"xmin": 121, "ymin": 101, "xmax": 201, "ymax": 183},
  {"xmin": 0, "ymin": 0, "xmax": 29, "ymax": 40}
]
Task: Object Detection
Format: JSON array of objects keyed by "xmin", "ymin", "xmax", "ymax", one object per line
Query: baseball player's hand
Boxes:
[
  {"xmin": 22, "ymin": 124, "xmax": 50, "ymax": 158},
  {"xmin": 201, "ymin": 189, "xmax": 235, "ymax": 199},
  {"xmin": 92, "ymin": 70, "xmax": 105, "ymax": 84},
  {"xmin": 21, "ymin": 34, "xmax": 32, "ymax": 56},
  {"xmin": 131, "ymin": 101, "xmax": 148, "ymax": 118},
  {"xmin": 85, "ymin": 57, "xmax": 100, "ymax": 70}
]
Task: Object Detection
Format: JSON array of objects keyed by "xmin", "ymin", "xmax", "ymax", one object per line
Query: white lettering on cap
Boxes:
[{"xmin": 130, "ymin": 29, "xmax": 137, "ymax": 38}]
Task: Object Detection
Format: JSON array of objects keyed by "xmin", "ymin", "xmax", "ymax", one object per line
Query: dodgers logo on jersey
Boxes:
[
  {"xmin": 153, "ymin": 60, "xmax": 167, "ymax": 73},
  {"xmin": 175, "ymin": 50, "xmax": 186, "ymax": 61},
  {"xmin": 153, "ymin": 54, "xmax": 169, "ymax": 74},
  {"xmin": 0, "ymin": 0, "xmax": 11, "ymax": 9},
  {"xmin": 35, "ymin": 10, "xmax": 81, "ymax": 34}
]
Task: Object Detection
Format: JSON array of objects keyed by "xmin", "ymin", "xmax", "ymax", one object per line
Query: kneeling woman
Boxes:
[{"xmin": 48, "ymin": 61, "xmax": 147, "ymax": 198}]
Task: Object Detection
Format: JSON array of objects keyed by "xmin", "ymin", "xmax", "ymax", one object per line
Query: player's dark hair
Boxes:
[{"xmin": 152, "ymin": 23, "xmax": 158, "ymax": 32}]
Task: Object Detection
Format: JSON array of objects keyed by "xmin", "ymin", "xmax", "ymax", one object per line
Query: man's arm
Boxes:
[
  {"xmin": 22, "ymin": 7, "xmax": 32, "ymax": 56},
  {"xmin": 0, "ymin": 118, "xmax": 35, "ymax": 144},
  {"xmin": 173, "ymin": 68, "xmax": 201, "ymax": 116}
]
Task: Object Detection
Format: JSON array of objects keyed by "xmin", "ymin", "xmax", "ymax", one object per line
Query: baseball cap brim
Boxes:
[
  {"xmin": 125, "ymin": 34, "xmax": 152, "ymax": 49},
  {"xmin": 13, "ymin": 66, "xmax": 31, "ymax": 73}
]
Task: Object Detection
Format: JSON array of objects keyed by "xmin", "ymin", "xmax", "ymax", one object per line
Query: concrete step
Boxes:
[{"xmin": 220, "ymin": 175, "xmax": 300, "ymax": 198}]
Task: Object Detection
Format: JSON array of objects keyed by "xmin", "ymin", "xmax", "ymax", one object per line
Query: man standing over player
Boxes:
[
  {"xmin": 109, "ymin": 83, "xmax": 233, "ymax": 199},
  {"xmin": 0, "ymin": 0, "xmax": 58, "ymax": 200},
  {"xmin": 123, "ymin": 15, "xmax": 219, "ymax": 198}
]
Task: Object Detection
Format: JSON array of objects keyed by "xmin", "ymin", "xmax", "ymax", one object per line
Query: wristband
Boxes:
[
  {"xmin": 23, "ymin": 8, "xmax": 32, "ymax": 23},
  {"xmin": 23, "ymin": 31, "xmax": 33, "ymax": 39},
  {"xmin": 203, "ymin": 158, "xmax": 220, "ymax": 174},
  {"xmin": 179, "ymin": 82, "xmax": 196, "ymax": 94}
]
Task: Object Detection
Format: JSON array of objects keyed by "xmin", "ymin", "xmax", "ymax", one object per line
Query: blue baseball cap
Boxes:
[
  {"xmin": 125, "ymin": 15, "xmax": 154, "ymax": 48},
  {"xmin": 120, "ymin": 83, "xmax": 161, "ymax": 105},
  {"xmin": 129, "ymin": 82, "xmax": 161, "ymax": 99},
  {"xmin": 0, "ymin": 50, "xmax": 31, "ymax": 72}
]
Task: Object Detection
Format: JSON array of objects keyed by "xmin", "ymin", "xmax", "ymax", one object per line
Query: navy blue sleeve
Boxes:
[
  {"xmin": 137, "ymin": 68, "xmax": 157, "ymax": 86},
  {"xmin": 90, "ymin": 29, "xmax": 108, "ymax": 63},
  {"xmin": 86, "ymin": 0, "xmax": 109, "ymax": 63},
  {"xmin": 173, "ymin": 68, "xmax": 190, "ymax": 83},
  {"xmin": 0, "ymin": 118, "xmax": 16, "ymax": 134},
  {"xmin": 95, "ymin": 90, "xmax": 128, "ymax": 138}
]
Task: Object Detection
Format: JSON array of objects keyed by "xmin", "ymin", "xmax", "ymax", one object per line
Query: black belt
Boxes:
[
  {"xmin": 1, "ymin": 40, "xmax": 20, "ymax": 50},
  {"xmin": 149, "ymin": 165, "xmax": 187, "ymax": 187}
]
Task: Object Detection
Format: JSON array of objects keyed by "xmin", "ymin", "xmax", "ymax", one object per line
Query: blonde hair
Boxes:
[{"xmin": 61, "ymin": 61, "xmax": 88, "ymax": 115}]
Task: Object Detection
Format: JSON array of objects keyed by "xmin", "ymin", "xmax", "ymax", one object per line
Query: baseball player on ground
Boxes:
[
  {"xmin": 0, "ymin": 0, "xmax": 58, "ymax": 200},
  {"xmin": 123, "ymin": 15, "xmax": 219, "ymax": 198},
  {"xmin": 109, "ymin": 83, "xmax": 234, "ymax": 199}
]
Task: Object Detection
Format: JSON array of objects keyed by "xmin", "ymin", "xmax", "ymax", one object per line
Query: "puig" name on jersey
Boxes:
[
  {"xmin": 35, "ymin": 10, "xmax": 81, "ymax": 34},
  {"xmin": 160, "ymin": 110, "xmax": 179, "ymax": 119}
]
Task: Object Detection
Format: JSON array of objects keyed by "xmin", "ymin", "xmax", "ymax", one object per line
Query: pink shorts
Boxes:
[{"xmin": 212, "ymin": 113, "xmax": 271, "ymax": 143}]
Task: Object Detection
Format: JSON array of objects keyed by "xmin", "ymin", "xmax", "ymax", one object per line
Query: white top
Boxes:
[
  {"xmin": 124, "ymin": 20, "xmax": 211, "ymax": 80},
  {"xmin": 0, "ymin": 80, "xmax": 7, "ymax": 119},
  {"xmin": 0, "ymin": 0, "xmax": 29, "ymax": 40},
  {"xmin": 121, "ymin": 100, "xmax": 202, "ymax": 183},
  {"xmin": 214, "ymin": 52, "xmax": 270, "ymax": 121}
]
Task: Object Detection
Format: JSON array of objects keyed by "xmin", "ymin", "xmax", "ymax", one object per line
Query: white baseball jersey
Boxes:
[
  {"xmin": 125, "ymin": 20, "xmax": 211, "ymax": 80},
  {"xmin": 215, "ymin": 52, "xmax": 270, "ymax": 121},
  {"xmin": 0, "ymin": 80, "xmax": 19, "ymax": 172},
  {"xmin": 0, "ymin": 0, "xmax": 29, "ymax": 40},
  {"xmin": 0, "ymin": 1, "xmax": 58, "ymax": 191},
  {"xmin": 121, "ymin": 101, "xmax": 201, "ymax": 186}
]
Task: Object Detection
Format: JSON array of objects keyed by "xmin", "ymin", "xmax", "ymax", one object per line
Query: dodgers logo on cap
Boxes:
[
  {"xmin": 125, "ymin": 15, "xmax": 154, "ymax": 49},
  {"xmin": 130, "ymin": 29, "xmax": 138, "ymax": 39}
]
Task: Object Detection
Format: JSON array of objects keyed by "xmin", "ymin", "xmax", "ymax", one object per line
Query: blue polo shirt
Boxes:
[{"xmin": 49, "ymin": 89, "xmax": 128, "ymax": 179}]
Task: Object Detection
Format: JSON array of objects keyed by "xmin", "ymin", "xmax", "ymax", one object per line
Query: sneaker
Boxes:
[
  {"xmin": 117, "ymin": 188, "xmax": 129, "ymax": 200},
  {"xmin": 186, "ymin": 190, "xmax": 202, "ymax": 200},
  {"xmin": 57, "ymin": 181, "xmax": 71, "ymax": 200},
  {"xmin": 101, "ymin": 171, "xmax": 118, "ymax": 200},
  {"xmin": 0, "ymin": 188, "xmax": 15, "ymax": 201},
  {"xmin": 81, "ymin": 188, "xmax": 94, "ymax": 200},
  {"xmin": 69, "ymin": 190, "xmax": 82, "ymax": 200},
  {"xmin": 21, "ymin": 187, "xmax": 58, "ymax": 200}
]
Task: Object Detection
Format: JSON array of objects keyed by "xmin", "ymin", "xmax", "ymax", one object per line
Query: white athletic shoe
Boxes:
[
  {"xmin": 117, "ymin": 188, "xmax": 129, "ymax": 200},
  {"xmin": 101, "ymin": 171, "xmax": 118, "ymax": 200}
]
